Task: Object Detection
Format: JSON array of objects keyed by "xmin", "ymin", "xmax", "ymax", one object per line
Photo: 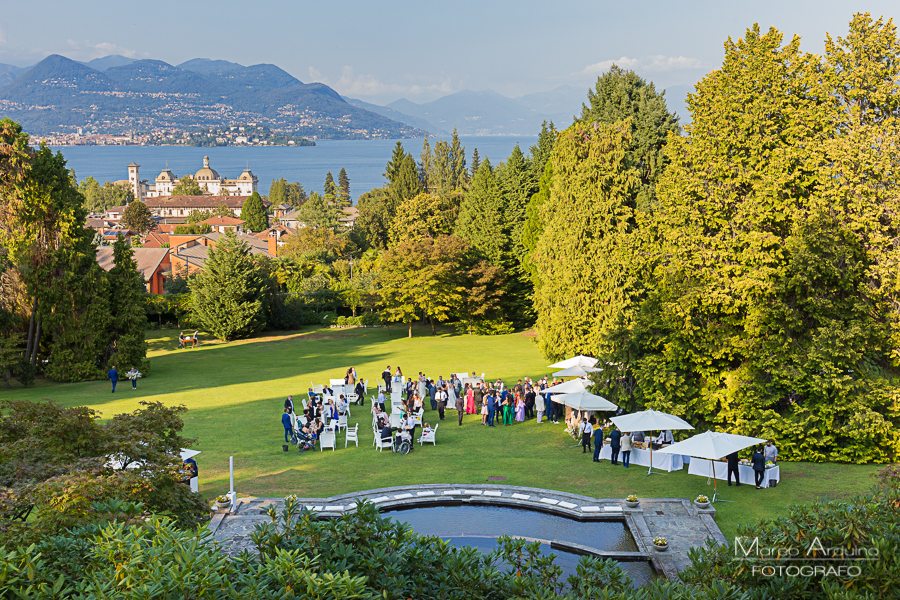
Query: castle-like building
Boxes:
[{"xmin": 126, "ymin": 156, "xmax": 258, "ymax": 201}]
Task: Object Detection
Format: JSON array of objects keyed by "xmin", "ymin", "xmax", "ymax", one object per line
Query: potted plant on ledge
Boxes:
[
  {"xmin": 652, "ymin": 536, "xmax": 669, "ymax": 552},
  {"xmin": 624, "ymin": 494, "xmax": 640, "ymax": 508},
  {"xmin": 215, "ymin": 495, "xmax": 231, "ymax": 510},
  {"xmin": 694, "ymin": 494, "xmax": 710, "ymax": 509}
]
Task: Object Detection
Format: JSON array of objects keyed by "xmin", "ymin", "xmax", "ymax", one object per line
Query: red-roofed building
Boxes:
[
  {"xmin": 96, "ymin": 247, "xmax": 171, "ymax": 294},
  {"xmin": 142, "ymin": 232, "xmax": 170, "ymax": 249},
  {"xmin": 200, "ymin": 215, "xmax": 245, "ymax": 234}
]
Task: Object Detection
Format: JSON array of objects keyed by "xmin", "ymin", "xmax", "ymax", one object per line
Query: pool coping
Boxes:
[{"xmin": 213, "ymin": 483, "xmax": 728, "ymax": 581}]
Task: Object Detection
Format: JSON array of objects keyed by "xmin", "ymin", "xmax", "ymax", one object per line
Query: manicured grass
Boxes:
[{"xmin": 3, "ymin": 325, "xmax": 884, "ymax": 541}]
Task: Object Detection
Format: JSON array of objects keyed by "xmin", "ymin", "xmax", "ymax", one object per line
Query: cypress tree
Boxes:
[
  {"xmin": 338, "ymin": 168, "xmax": 351, "ymax": 206},
  {"xmin": 191, "ymin": 233, "xmax": 265, "ymax": 341},
  {"xmin": 470, "ymin": 148, "xmax": 480, "ymax": 179},
  {"xmin": 241, "ymin": 191, "xmax": 269, "ymax": 232},
  {"xmin": 391, "ymin": 154, "xmax": 421, "ymax": 206},
  {"xmin": 384, "ymin": 141, "xmax": 407, "ymax": 184},
  {"xmin": 454, "ymin": 159, "xmax": 505, "ymax": 266},
  {"xmin": 107, "ymin": 234, "xmax": 148, "ymax": 374}
]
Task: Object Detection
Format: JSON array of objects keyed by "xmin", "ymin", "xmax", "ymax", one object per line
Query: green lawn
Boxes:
[{"xmin": 3, "ymin": 325, "xmax": 884, "ymax": 541}]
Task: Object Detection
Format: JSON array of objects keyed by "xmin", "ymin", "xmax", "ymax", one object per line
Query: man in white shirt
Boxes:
[
  {"xmin": 764, "ymin": 440, "xmax": 778, "ymax": 463},
  {"xmin": 580, "ymin": 417, "xmax": 594, "ymax": 453},
  {"xmin": 400, "ymin": 412, "xmax": 416, "ymax": 452},
  {"xmin": 376, "ymin": 391, "xmax": 386, "ymax": 412}
]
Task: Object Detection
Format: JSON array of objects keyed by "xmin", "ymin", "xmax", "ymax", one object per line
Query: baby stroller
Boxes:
[{"xmin": 392, "ymin": 430, "xmax": 412, "ymax": 455}]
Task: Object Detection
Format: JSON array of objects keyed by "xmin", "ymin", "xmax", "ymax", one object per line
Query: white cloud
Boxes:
[
  {"xmin": 64, "ymin": 39, "xmax": 139, "ymax": 60},
  {"xmin": 582, "ymin": 55, "xmax": 704, "ymax": 75},
  {"xmin": 308, "ymin": 65, "xmax": 456, "ymax": 99}
]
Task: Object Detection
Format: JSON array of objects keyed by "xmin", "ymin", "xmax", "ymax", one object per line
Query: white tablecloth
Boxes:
[
  {"xmin": 599, "ymin": 445, "xmax": 684, "ymax": 471},
  {"xmin": 688, "ymin": 460, "xmax": 780, "ymax": 487}
]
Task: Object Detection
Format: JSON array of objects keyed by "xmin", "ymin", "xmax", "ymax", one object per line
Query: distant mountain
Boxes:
[
  {"xmin": 0, "ymin": 54, "xmax": 423, "ymax": 140},
  {"xmin": 84, "ymin": 55, "xmax": 135, "ymax": 70},
  {"xmin": 386, "ymin": 89, "xmax": 559, "ymax": 136},
  {"xmin": 344, "ymin": 97, "xmax": 447, "ymax": 135},
  {"xmin": 0, "ymin": 63, "xmax": 28, "ymax": 87},
  {"xmin": 515, "ymin": 85, "xmax": 587, "ymax": 124}
]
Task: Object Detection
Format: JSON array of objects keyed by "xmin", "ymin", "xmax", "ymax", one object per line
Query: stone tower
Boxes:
[{"xmin": 127, "ymin": 162, "xmax": 141, "ymax": 201}]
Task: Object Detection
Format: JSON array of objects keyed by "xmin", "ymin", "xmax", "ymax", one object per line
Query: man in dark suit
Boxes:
[
  {"xmin": 751, "ymin": 447, "xmax": 766, "ymax": 488},
  {"xmin": 455, "ymin": 385, "xmax": 466, "ymax": 425},
  {"xmin": 609, "ymin": 427, "xmax": 622, "ymax": 465},
  {"xmin": 726, "ymin": 450, "xmax": 741, "ymax": 486},
  {"xmin": 382, "ymin": 366, "xmax": 392, "ymax": 392}
]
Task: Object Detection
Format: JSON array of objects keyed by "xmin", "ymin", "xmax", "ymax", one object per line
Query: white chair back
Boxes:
[
  {"xmin": 345, "ymin": 424, "xmax": 359, "ymax": 448},
  {"xmin": 319, "ymin": 430, "xmax": 336, "ymax": 451},
  {"xmin": 374, "ymin": 428, "xmax": 392, "ymax": 452},
  {"xmin": 390, "ymin": 413, "xmax": 401, "ymax": 428},
  {"xmin": 313, "ymin": 384, "xmax": 324, "ymax": 394},
  {"xmin": 338, "ymin": 414, "xmax": 348, "ymax": 431}
]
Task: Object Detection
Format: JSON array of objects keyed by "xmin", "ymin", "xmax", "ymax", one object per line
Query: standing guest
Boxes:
[
  {"xmin": 472, "ymin": 384, "xmax": 484, "ymax": 418},
  {"xmin": 480, "ymin": 395, "xmax": 489, "ymax": 424},
  {"xmin": 455, "ymin": 384, "xmax": 466, "ymax": 425},
  {"xmin": 382, "ymin": 365, "xmax": 392, "ymax": 392},
  {"xmin": 487, "ymin": 390, "xmax": 498, "ymax": 427},
  {"xmin": 632, "ymin": 431, "xmax": 645, "ymax": 443},
  {"xmin": 620, "ymin": 431, "xmax": 633, "ymax": 468},
  {"xmin": 580, "ymin": 417, "xmax": 593, "ymax": 453},
  {"xmin": 282, "ymin": 408, "xmax": 293, "ymax": 443},
  {"xmin": 284, "ymin": 395, "xmax": 294, "ymax": 414},
  {"xmin": 128, "ymin": 366, "xmax": 139, "ymax": 390},
  {"xmin": 437, "ymin": 386, "xmax": 447, "ymax": 421},
  {"xmin": 394, "ymin": 366, "xmax": 403, "ymax": 382},
  {"xmin": 447, "ymin": 379, "xmax": 458, "ymax": 414},
  {"xmin": 524, "ymin": 386, "xmax": 536, "ymax": 420},
  {"xmin": 108, "ymin": 365, "xmax": 119, "ymax": 393},
  {"xmin": 401, "ymin": 411, "xmax": 416, "ymax": 452},
  {"xmin": 751, "ymin": 446, "xmax": 767, "ymax": 489},
  {"xmin": 502, "ymin": 391, "xmax": 514, "ymax": 426},
  {"xmin": 354, "ymin": 380, "xmax": 365, "ymax": 406},
  {"xmin": 463, "ymin": 383, "xmax": 473, "ymax": 413},
  {"xmin": 592, "ymin": 419, "xmax": 604, "ymax": 462},
  {"xmin": 347, "ymin": 367, "xmax": 356, "ymax": 385},
  {"xmin": 351, "ymin": 367, "xmax": 358, "ymax": 383},
  {"xmin": 413, "ymin": 393, "xmax": 424, "ymax": 414},
  {"xmin": 178, "ymin": 332, "xmax": 185, "ymax": 349},
  {"xmin": 514, "ymin": 379, "xmax": 524, "ymax": 396},
  {"xmin": 428, "ymin": 379, "xmax": 438, "ymax": 410},
  {"xmin": 535, "ymin": 387, "xmax": 546, "ymax": 423},
  {"xmin": 192, "ymin": 329, "xmax": 200, "ymax": 348},
  {"xmin": 726, "ymin": 450, "xmax": 741, "ymax": 486},
  {"xmin": 609, "ymin": 426, "xmax": 622, "ymax": 465},
  {"xmin": 514, "ymin": 392, "xmax": 525, "ymax": 422},
  {"xmin": 764, "ymin": 440, "xmax": 778, "ymax": 464},
  {"xmin": 428, "ymin": 379, "xmax": 437, "ymax": 410},
  {"xmin": 376, "ymin": 390, "xmax": 386, "ymax": 413}
]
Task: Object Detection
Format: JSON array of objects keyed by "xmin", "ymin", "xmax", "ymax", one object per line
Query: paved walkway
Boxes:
[{"xmin": 209, "ymin": 484, "xmax": 727, "ymax": 580}]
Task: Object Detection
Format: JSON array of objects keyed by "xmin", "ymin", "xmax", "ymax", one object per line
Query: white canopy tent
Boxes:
[
  {"xmin": 548, "ymin": 355, "xmax": 599, "ymax": 370},
  {"xmin": 553, "ymin": 365, "xmax": 601, "ymax": 378},
  {"xmin": 610, "ymin": 410, "xmax": 694, "ymax": 476},
  {"xmin": 541, "ymin": 378, "xmax": 589, "ymax": 396},
  {"xmin": 558, "ymin": 391, "xmax": 617, "ymax": 412},
  {"xmin": 658, "ymin": 431, "xmax": 765, "ymax": 501}
]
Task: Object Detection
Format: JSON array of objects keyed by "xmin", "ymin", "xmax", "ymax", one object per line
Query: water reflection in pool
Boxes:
[{"xmin": 383, "ymin": 505, "xmax": 657, "ymax": 587}]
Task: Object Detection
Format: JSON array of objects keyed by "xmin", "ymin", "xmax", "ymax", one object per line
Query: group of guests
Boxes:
[
  {"xmin": 280, "ymin": 389, "xmax": 352, "ymax": 449},
  {"xmin": 177, "ymin": 330, "xmax": 200, "ymax": 349},
  {"xmin": 725, "ymin": 440, "xmax": 779, "ymax": 488}
]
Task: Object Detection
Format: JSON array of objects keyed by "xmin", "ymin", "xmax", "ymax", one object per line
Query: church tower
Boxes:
[{"xmin": 127, "ymin": 162, "xmax": 141, "ymax": 201}]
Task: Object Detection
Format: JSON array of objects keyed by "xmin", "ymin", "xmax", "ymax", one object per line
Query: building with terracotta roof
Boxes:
[
  {"xmin": 141, "ymin": 231, "xmax": 170, "ymax": 249},
  {"xmin": 143, "ymin": 195, "xmax": 255, "ymax": 218},
  {"xmin": 200, "ymin": 215, "xmax": 245, "ymax": 234},
  {"xmin": 96, "ymin": 247, "xmax": 171, "ymax": 294},
  {"xmin": 127, "ymin": 157, "xmax": 258, "ymax": 200},
  {"xmin": 169, "ymin": 231, "xmax": 274, "ymax": 274}
]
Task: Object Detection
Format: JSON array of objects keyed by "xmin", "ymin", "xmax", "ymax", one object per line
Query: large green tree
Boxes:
[
  {"xmin": 191, "ymin": 233, "xmax": 265, "ymax": 341},
  {"xmin": 354, "ymin": 187, "xmax": 395, "ymax": 250},
  {"xmin": 337, "ymin": 168, "xmax": 351, "ymax": 206},
  {"xmin": 580, "ymin": 66, "xmax": 680, "ymax": 214},
  {"xmin": 79, "ymin": 178, "xmax": 134, "ymax": 213},
  {"xmin": 294, "ymin": 192, "xmax": 338, "ymax": 229},
  {"xmin": 454, "ymin": 159, "xmax": 505, "ymax": 265},
  {"xmin": 106, "ymin": 234, "xmax": 148, "ymax": 373},
  {"xmin": 121, "ymin": 200, "xmax": 155, "ymax": 235},
  {"xmin": 269, "ymin": 178, "xmax": 306, "ymax": 208},
  {"xmin": 388, "ymin": 193, "xmax": 458, "ymax": 245},
  {"xmin": 241, "ymin": 191, "xmax": 269, "ymax": 232}
]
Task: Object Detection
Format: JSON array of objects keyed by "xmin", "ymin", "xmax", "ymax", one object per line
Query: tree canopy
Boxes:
[
  {"xmin": 171, "ymin": 176, "xmax": 204, "ymax": 196},
  {"xmin": 241, "ymin": 191, "xmax": 269, "ymax": 232}
]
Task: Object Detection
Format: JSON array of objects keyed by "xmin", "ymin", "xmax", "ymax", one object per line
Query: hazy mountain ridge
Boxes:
[{"xmin": 0, "ymin": 55, "xmax": 422, "ymax": 139}]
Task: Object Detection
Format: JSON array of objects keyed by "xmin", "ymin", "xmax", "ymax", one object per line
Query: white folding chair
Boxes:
[
  {"xmin": 319, "ymin": 429, "xmax": 336, "ymax": 452},
  {"xmin": 337, "ymin": 414, "xmax": 348, "ymax": 431},
  {"xmin": 313, "ymin": 384, "xmax": 324, "ymax": 394},
  {"xmin": 419, "ymin": 423, "xmax": 438, "ymax": 446},
  {"xmin": 345, "ymin": 424, "xmax": 359, "ymax": 448},
  {"xmin": 375, "ymin": 429, "xmax": 392, "ymax": 452},
  {"xmin": 390, "ymin": 412, "xmax": 401, "ymax": 428},
  {"xmin": 413, "ymin": 410, "xmax": 423, "ymax": 427},
  {"xmin": 364, "ymin": 379, "xmax": 368, "ymax": 395}
]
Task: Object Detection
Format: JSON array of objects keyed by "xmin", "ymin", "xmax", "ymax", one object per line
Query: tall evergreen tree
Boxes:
[
  {"xmin": 295, "ymin": 192, "xmax": 338, "ymax": 229},
  {"xmin": 449, "ymin": 128, "xmax": 468, "ymax": 190},
  {"xmin": 419, "ymin": 136, "xmax": 432, "ymax": 191},
  {"xmin": 470, "ymin": 148, "xmax": 480, "ymax": 179},
  {"xmin": 391, "ymin": 154, "xmax": 421, "ymax": 206},
  {"xmin": 580, "ymin": 66, "xmax": 680, "ymax": 213},
  {"xmin": 323, "ymin": 172, "xmax": 337, "ymax": 204},
  {"xmin": 106, "ymin": 234, "xmax": 148, "ymax": 374},
  {"xmin": 389, "ymin": 193, "xmax": 457, "ymax": 246},
  {"xmin": 241, "ymin": 191, "xmax": 269, "ymax": 232},
  {"xmin": 338, "ymin": 168, "xmax": 351, "ymax": 206},
  {"xmin": 355, "ymin": 187, "xmax": 395, "ymax": 250},
  {"xmin": 454, "ymin": 159, "xmax": 505, "ymax": 266},
  {"xmin": 191, "ymin": 233, "xmax": 265, "ymax": 341},
  {"xmin": 384, "ymin": 141, "xmax": 407, "ymax": 185},
  {"xmin": 268, "ymin": 178, "xmax": 287, "ymax": 205}
]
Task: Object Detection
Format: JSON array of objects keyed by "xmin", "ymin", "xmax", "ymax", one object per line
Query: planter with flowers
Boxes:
[
  {"xmin": 694, "ymin": 494, "xmax": 710, "ymax": 509},
  {"xmin": 624, "ymin": 494, "xmax": 640, "ymax": 508},
  {"xmin": 215, "ymin": 495, "xmax": 231, "ymax": 510},
  {"xmin": 652, "ymin": 536, "xmax": 669, "ymax": 552}
]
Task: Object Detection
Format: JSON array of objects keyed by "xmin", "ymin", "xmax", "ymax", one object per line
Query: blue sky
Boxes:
[{"xmin": 2, "ymin": 1, "xmax": 897, "ymax": 104}]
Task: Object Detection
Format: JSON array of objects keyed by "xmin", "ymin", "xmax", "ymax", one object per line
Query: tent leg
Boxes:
[
  {"xmin": 645, "ymin": 433, "xmax": 662, "ymax": 476},
  {"xmin": 710, "ymin": 459, "xmax": 732, "ymax": 503}
]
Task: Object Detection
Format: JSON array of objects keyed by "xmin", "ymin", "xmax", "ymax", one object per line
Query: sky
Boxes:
[{"xmin": 2, "ymin": 1, "xmax": 897, "ymax": 105}]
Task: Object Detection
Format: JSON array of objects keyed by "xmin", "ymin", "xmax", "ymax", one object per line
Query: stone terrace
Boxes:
[{"xmin": 209, "ymin": 484, "xmax": 727, "ymax": 580}]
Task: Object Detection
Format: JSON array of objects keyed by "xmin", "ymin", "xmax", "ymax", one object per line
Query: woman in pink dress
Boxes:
[
  {"xmin": 465, "ymin": 383, "xmax": 476, "ymax": 414},
  {"xmin": 514, "ymin": 392, "xmax": 525, "ymax": 422}
]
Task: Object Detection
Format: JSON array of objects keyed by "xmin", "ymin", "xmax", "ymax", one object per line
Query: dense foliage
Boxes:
[
  {"xmin": 78, "ymin": 176, "xmax": 134, "ymax": 213},
  {"xmin": 105, "ymin": 235, "xmax": 149, "ymax": 373},
  {"xmin": 241, "ymin": 191, "xmax": 269, "ymax": 232},
  {"xmin": 121, "ymin": 199, "xmax": 155, "ymax": 235}
]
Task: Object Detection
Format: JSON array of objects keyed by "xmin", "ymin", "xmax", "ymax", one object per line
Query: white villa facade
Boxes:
[{"xmin": 126, "ymin": 156, "xmax": 258, "ymax": 201}]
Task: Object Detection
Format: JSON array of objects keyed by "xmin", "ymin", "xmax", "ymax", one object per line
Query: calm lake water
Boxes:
[{"xmin": 55, "ymin": 136, "xmax": 538, "ymax": 199}]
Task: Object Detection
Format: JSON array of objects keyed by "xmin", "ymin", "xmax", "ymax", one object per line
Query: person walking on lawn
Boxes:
[
  {"xmin": 282, "ymin": 408, "xmax": 293, "ymax": 443},
  {"xmin": 108, "ymin": 366, "xmax": 118, "ymax": 393}
]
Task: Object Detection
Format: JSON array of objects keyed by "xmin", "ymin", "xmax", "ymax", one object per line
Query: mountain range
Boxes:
[
  {"xmin": 0, "ymin": 55, "xmax": 423, "ymax": 139},
  {"xmin": 0, "ymin": 54, "xmax": 692, "ymax": 138}
]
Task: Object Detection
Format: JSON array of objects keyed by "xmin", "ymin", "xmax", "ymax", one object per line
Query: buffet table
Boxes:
[
  {"xmin": 688, "ymin": 459, "xmax": 780, "ymax": 488},
  {"xmin": 599, "ymin": 445, "xmax": 684, "ymax": 471}
]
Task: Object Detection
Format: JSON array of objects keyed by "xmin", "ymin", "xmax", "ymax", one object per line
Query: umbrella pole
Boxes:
[
  {"xmin": 646, "ymin": 430, "xmax": 661, "ymax": 476},
  {"xmin": 711, "ymin": 458, "xmax": 732, "ymax": 503}
]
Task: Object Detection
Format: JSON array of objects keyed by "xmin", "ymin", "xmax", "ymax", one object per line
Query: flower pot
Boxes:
[
  {"xmin": 215, "ymin": 501, "xmax": 230, "ymax": 510},
  {"xmin": 652, "ymin": 543, "xmax": 669, "ymax": 552},
  {"xmin": 624, "ymin": 501, "xmax": 640, "ymax": 508},
  {"xmin": 694, "ymin": 501, "xmax": 710, "ymax": 510}
]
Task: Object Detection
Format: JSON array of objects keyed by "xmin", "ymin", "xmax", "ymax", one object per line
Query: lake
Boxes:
[{"xmin": 55, "ymin": 136, "xmax": 538, "ymax": 199}]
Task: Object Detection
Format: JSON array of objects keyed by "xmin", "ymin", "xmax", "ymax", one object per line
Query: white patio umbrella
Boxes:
[
  {"xmin": 553, "ymin": 365, "xmax": 601, "ymax": 378},
  {"xmin": 541, "ymin": 378, "xmax": 588, "ymax": 395},
  {"xmin": 610, "ymin": 410, "xmax": 694, "ymax": 476},
  {"xmin": 559, "ymin": 391, "xmax": 617, "ymax": 412},
  {"xmin": 658, "ymin": 431, "xmax": 765, "ymax": 501},
  {"xmin": 548, "ymin": 355, "xmax": 599, "ymax": 370}
]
